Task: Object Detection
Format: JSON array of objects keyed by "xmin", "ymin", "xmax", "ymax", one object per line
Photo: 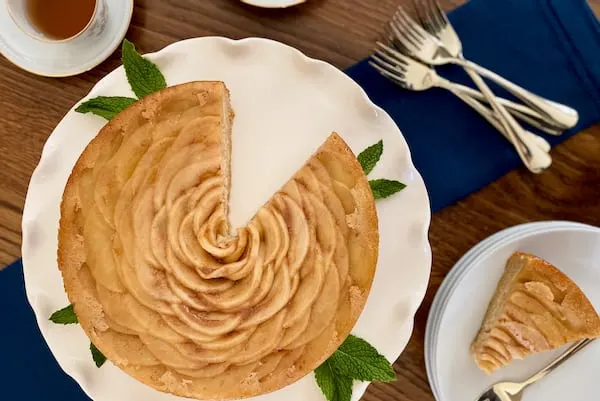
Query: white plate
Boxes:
[
  {"xmin": 424, "ymin": 221, "xmax": 593, "ymax": 389},
  {"xmin": 426, "ymin": 222, "xmax": 600, "ymax": 401},
  {"xmin": 424, "ymin": 220, "xmax": 598, "ymax": 395},
  {"xmin": 240, "ymin": 0, "xmax": 306, "ymax": 8},
  {"xmin": 21, "ymin": 37, "xmax": 432, "ymax": 401},
  {"xmin": 425, "ymin": 221, "xmax": 596, "ymax": 337},
  {"xmin": 0, "ymin": 0, "xmax": 133, "ymax": 77}
]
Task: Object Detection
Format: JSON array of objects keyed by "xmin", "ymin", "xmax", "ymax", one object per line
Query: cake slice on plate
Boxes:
[{"xmin": 471, "ymin": 251, "xmax": 600, "ymax": 374}]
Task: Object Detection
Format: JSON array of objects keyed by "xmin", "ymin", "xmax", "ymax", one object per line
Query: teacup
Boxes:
[{"xmin": 6, "ymin": 0, "xmax": 107, "ymax": 43}]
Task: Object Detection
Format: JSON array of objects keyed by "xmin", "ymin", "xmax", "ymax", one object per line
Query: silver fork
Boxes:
[
  {"xmin": 395, "ymin": 3, "xmax": 578, "ymax": 130},
  {"xmin": 475, "ymin": 339, "xmax": 594, "ymax": 401},
  {"xmin": 381, "ymin": 28, "xmax": 561, "ymax": 136},
  {"xmin": 386, "ymin": 8, "xmax": 550, "ymax": 173},
  {"xmin": 370, "ymin": 44, "xmax": 551, "ymax": 155},
  {"xmin": 413, "ymin": 0, "xmax": 564, "ymax": 136}
]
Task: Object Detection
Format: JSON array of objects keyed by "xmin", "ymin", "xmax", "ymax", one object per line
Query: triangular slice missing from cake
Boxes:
[{"xmin": 471, "ymin": 251, "xmax": 600, "ymax": 374}]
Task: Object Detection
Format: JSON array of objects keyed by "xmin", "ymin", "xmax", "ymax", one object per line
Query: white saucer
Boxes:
[
  {"xmin": 0, "ymin": 0, "xmax": 133, "ymax": 77},
  {"xmin": 240, "ymin": 0, "xmax": 306, "ymax": 7},
  {"xmin": 425, "ymin": 221, "xmax": 600, "ymax": 401}
]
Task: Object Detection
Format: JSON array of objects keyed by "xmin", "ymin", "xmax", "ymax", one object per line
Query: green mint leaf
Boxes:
[
  {"xmin": 122, "ymin": 39, "xmax": 167, "ymax": 99},
  {"xmin": 315, "ymin": 361, "xmax": 335, "ymax": 401},
  {"xmin": 75, "ymin": 96, "xmax": 137, "ymax": 120},
  {"xmin": 327, "ymin": 335, "xmax": 396, "ymax": 382},
  {"xmin": 357, "ymin": 140, "xmax": 383, "ymax": 175},
  {"xmin": 315, "ymin": 361, "xmax": 353, "ymax": 401},
  {"xmin": 49, "ymin": 304, "xmax": 78, "ymax": 325},
  {"xmin": 315, "ymin": 362, "xmax": 335, "ymax": 401},
  {"xmin": 369, "ymin": 179, "xmax": 406, "ymax": 200},
  {"xmin": 90, "ymin": 342, "xmax": 107, "ymax": 368},
  {"xmin": 331, "ymin": 376, "xmax": 352, "ymax": 401},
  {"xmin": 332, "ymin": 375, "xmax": 353, "ymax": 401}
]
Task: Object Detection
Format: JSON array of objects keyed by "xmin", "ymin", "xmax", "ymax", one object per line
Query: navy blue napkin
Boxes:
[
  {"xmin": 1, "ymin": 0, "xmax": 599, "ymax": 399},
  {"xmin": 348, "ymin": 0, "xmax": 600, "ymax": 211},
  {"xmin": 0, "ymin": 260, "xmax": 90, "ymax": 400}
]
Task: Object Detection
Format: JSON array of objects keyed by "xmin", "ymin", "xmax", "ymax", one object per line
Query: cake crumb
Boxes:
[
  {"xmin": 241, "ymin": 372, "xmax": 259, "ymax": 389},
  {"xmin": 345, "ymin": 211, "xmax": 359, "ymax": 229},
  {"xmin": 196, "ymin": 91, "xmax": 210, "ymax": 107},
  {"xmin": 285, "ymin": 365, "xmax": 297, "ymax": 378},
  {"xmin": 88, "ymin": 303, "xmax": 109, "ymax": 332},
  {"xmin": 327, "ymin": 330, "xmax": 340, "ymax": 351},
  {"xmin": 159, "ymin": 370, "xmax": 190, "ymax": 391},
  {"xmin": 349, "ymin": 285, "xmax": 364, "ymax": 316},
  {"xmin": 159, "ymin": 371, "xmax": 175, "ymax": 385},
  {"xmin": 116, "ymin": 358, "xmax": 130, "ymax": 367},
  {"xmin": 92, "ymin": 317, "xmax": 109, "ymax": 332}
]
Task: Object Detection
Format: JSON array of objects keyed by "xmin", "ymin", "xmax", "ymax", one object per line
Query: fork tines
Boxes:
[
  {"xmin": 370, "ymin": 42, "xmax": 423, "ymax": 90},
  {"xmin": 415, "ymin": 0, "xmax": 448, "ymax": 35},
  {"xmin": 392, "ymin": 8, "xmax": 428, "ymax": 45},
  {"xmin": 374, "ymin": 42, "xmax": 411, "ymax": 67}
]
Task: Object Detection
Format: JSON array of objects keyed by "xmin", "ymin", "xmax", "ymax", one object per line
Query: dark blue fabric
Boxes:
[
  {"xmin": 1, "ymin": 0, "xmax": 599, "ymax": 399},
  {"xmin": 348, "ymin": 0, "xmax": 600, "ymax": 211},
  {"xmin": 0, "ymin": 259, "xmax": 90, "ymax": 400}
]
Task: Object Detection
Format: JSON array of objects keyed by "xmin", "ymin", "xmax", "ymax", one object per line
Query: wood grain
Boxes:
[{"xmin": 0, "ymin": 1, "xmax": 599, "ymax": 400}]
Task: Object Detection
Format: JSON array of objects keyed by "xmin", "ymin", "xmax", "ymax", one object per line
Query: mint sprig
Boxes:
[
  {"xmin": 315, "ymin": 361, "xmax": 353, "ymax": 401},
  {"xmin": 49, "ymin": 304, "xmax": 78, "ymax": 324},
  {"xmin": 369, "ymin": 179, "xmax": 406, "ymax": 200},
  {"xmin": 50, "ymin": 304, "xmax": 105, "ymax": 368},
  {"xmin": 357, "ymin": 140, "xmax": 406, "ymax": 199},
  {"xmin": 122, "ymin": 39, "xmax": 167, "ymax": 99},
  {"xmin": 327, "ymin": 335, "xmax": 396, "ymax": 381},
  {"xmin": 76, "ymin": 96, "xmax": 137, "ymax": 120},
  {"xmin": 90, "ymin": 343, "xmax": 107, "ymax": 368},
  {"xmin": 315, "ymin": 335, "xmax": 395, "ymax": 401},
  {"xmin": 76, "ymin": 39, "xmax": 167, "ymax": 120},
  {"xmin": 358, "ymin": 140, "xmax": 383, "ymax": 175},
  {"xmin": 319, "ymin": 140, "xmax": 402, "ymax": 399}
]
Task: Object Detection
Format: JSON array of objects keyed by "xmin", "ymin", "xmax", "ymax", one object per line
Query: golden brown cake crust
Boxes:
[
  {"xmin": 471, "ymin": 251, "xmax": 600, "ymax": 374},
  {"xmin": 58, "ymin": 82, "xmax": 378, "ymax": 400}
]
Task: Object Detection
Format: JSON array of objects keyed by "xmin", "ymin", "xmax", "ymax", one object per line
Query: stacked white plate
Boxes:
[{"xmin": 425, "ymin": 221, "xmax": 600, "ymax": 401}]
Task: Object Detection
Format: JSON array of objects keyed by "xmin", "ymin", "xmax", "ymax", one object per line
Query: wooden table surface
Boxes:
[{"xmin": 1, "ymin": 1, "xmax": 599, "ymax": 400}]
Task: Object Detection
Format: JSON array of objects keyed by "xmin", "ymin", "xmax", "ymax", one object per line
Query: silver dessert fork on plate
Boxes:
[
  {"xmin": 370, "ymin": 44, "xmax": 551, "ymax": 154},
  {"xmin": 475, "ymin": 339, "xmax": 594, "ymax": 401}
]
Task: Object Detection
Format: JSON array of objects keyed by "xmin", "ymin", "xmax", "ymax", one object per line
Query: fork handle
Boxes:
[
  {"xmin": 447, "ymin": 83, "xmax": 563, "ymax": 136},
  {"xmin": 448, "ymin": 87, "xmax": 552, "ymax": 153},
  {"xmin": 460, "ymin": 60, "xmax": 551, "ymax": 173},
  {"xmin": 521, "ymin": 339, "xmax": 595, "ymax": 391},
  {"xmin": 451, "ymin": 58, "xmax": 579, "ymax": 130},
  {"xmin": 444, "ymin": 82, "xmax": 563, "ymax": 136}
]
